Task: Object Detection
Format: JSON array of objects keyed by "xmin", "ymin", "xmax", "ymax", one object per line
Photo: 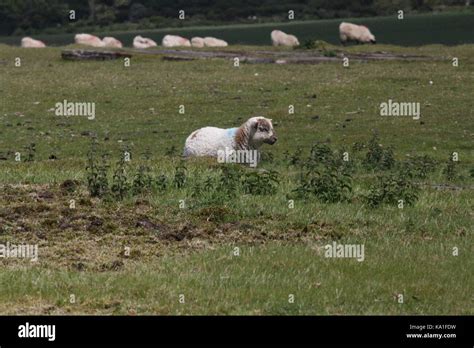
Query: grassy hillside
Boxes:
[{"xmin": 0, "ymin": 43, "xmax": 472, "ymax": 314}]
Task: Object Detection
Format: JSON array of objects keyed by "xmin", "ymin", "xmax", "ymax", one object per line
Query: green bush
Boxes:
[
  {"xmin": 242, "ymin": 170, "xmax": 279, "ymax": 195},
  {"xmin": 366, "ymin": 173, "xmax": 419, "ymax": 207},
  {"xmin": 155, "ymin": 174, "xmax": 168, "ymax": 192},
  {"xmin": 219, "ymin": 165, "xmax": 243, "ymax": 197},
  {"xmin": 364, "ymin": 134, "xmax": 395, "ymax": 170},
  {"xmin": 132, "ymin": 164, "xmax": 154, "ymax": 195},
  {"xmin": 111, "ymin": 157, "xmax": 130, "ymax": 200},
  {"xmin": 284, "ymin": 147, "xmax": 303, "ymax": 166},
  {"xmin": 173, "ymin": 161, "xmax": 187, "ymax": 189},
  {"xmin": 399, "ymin": 155, "xmax": 438, "ymax": 179},
  {"xmin": 86, "ymin": 141, "xmax": 109, "ymax": 198},
  {"xmin": 443, "ymin": 155, "xmax": 459, "ymax": 181},
  {"xmin": 305, "ymin": 142, "xmax": 355, "ymax": 174},
  {"xmin": 294, "ymin": 167, "xmax": 352, "ymax": 203}
]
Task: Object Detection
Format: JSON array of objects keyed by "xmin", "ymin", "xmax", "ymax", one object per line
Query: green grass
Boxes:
[
  {"xmin": 0, "ymin": 42, "xmax": 472, "ymax": 314},
  {"xmin": 0, "ymin": 242, "xmax": 472, "ymax": 315}
]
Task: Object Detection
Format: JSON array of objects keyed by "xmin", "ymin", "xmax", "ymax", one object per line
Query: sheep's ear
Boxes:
[{"xmin": 253, "ymin": 119, "xmax": 259, "ymax": 129}]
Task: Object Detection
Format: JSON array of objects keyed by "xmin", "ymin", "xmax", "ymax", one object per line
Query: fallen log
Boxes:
[
  {"xmin": 162, "ymin": 55, "xmax": 197, "ymax": 62},
  {"xmin": 238, "ymin": 57, "xmax": 277, "ymax": 64},
  {"xmin": 135, "ymin": 48, "xmax": 437, "ymax": 64},
  {"xmin": 61, "ymin": 49, "xmax": 132, "ymax": 61}
]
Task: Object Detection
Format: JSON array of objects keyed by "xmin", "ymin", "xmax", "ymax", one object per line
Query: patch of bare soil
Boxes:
[{"xmin": 0, "ymin": 184, "xmax": 322, "ymax": 270}]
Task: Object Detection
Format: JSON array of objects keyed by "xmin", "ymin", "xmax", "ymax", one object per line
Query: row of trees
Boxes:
[{"xmin": 0, "ymin": 0, "xmax": 471, "ymax": 35}]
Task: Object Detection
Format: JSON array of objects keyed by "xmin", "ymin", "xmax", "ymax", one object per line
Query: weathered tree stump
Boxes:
[{"xmin": 61, "ymin": 49, "xmax": 132, "ymax": 61}]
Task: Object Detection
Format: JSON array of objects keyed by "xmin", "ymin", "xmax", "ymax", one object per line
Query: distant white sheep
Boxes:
[
  {"xmin": 102, "ymin": 36, "xmax": 123, "ymax": 48},
  {"xmin": 271, "ymin": 30, "xmax": 299, "ymax": 47},
  {"xmin": 21, "ymin": 37, "xmax": 46, "ymax": 48},
  {"xmin": 133, "ymin": 35, "xmax": 157, "ymax": 49},
  {"xmin": 74, "ymin": 33, "xmax": 105, "ymax": 47},
  {"xmin": 162, "ymin": 35, "xmax": 191, "ymax": 47},
  {"xmin": 191, "ymin": 37, "xmax": 205, "ymax": 48},
  {"xmin": 183, "ymin": 117, "xmax": 277, "ymax": 163},
  {"xmin": 339, "ymin": 22, "xmax": 376, "ymax": 44},
  {"xmin": 203, "ymin": 37, "xmax": 228, "ymax": 47}
]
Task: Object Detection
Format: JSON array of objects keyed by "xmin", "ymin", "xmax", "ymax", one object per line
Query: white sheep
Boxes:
[
  {"xmin": 271, "ymin": 30, "xmax": 299, "ymax": 47},
  {"xmin": 133, "ymin": 35, "xmax": 157, "ymax": 49},
  {"xmin": 203, "ymin": 37, "xmax": 228, "ymax": 47},
  {"xmin": 183, "ymin": 117, "xmax": 277, "ymax": 165},
  {"xmin": 339, "ymin": 22, "xmax": 376, "ymax": 45},
  {"xmin": 74, "ymin": 33, "xmax": 105, "ymax": 47},
  {"xmin": 21, "ymin": 37, "xmax": 46, "ymax": 48},
  {"xmin": 102, "ymin": 36, "xmax": 123, "ymax": 48},
  {"xmin": 162, "ymin": 35, "xmax": 191, "ymax": 47},
  {"xmin": 191, "ymin": 37, "xmax": 205, "ymax": 48}
]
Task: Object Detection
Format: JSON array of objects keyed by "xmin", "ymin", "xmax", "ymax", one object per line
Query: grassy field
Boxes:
[
  {"xmin": 0, "ymin": 41, "xmax": 473, "ymax": 314},
  {"xmin": 1, "ymin": 12, "xmax": 474, "ymax": 47}
]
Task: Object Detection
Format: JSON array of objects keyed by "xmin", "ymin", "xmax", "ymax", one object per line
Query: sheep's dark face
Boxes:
[{"xmin": 252, "ymin": 118, "xmax": 277, "ymax": 145}]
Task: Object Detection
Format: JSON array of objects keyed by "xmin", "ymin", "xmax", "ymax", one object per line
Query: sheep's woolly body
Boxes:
[
  {"xmin": 21, "ymin": 37, "xmax": 46, "ymax": 48},
  {"xmin": 162, "ymin": 35, "xmax": 191, "ymax": 47},
  {"xmin": 183, "ymin": 127, "xmax": 237, "ymax": 157},
  {"xmin": 133, "ymin": 35, "xmax": 157, "ymax": 49},
  {"xmin": 203, "ymin": 37, "xmax": 228, "ymax": 47},
  {"xmin": 74, "ymin": 33, "xmax": 105, "ymax": 47},
  {"xmin": 339, "ymin": 22, "xmax": 376, "ymax": 44},
  {"xmin": 183, "ymin": 117, "xmax": 276, "ymax": 158},
  {"xmin": 191, "ymin": 37, "xmax": 205, "ymax": 48},
  {"xmin": 102, "ymin": 36, "xmax": 122, "ymax": 48},
  {"xmin": 271, "ymin": 30, "xmax": 300, "ymax": 47},
  {"xmin": 192, "ymin": 36, "xmax": 227, "ymax": 48}
]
